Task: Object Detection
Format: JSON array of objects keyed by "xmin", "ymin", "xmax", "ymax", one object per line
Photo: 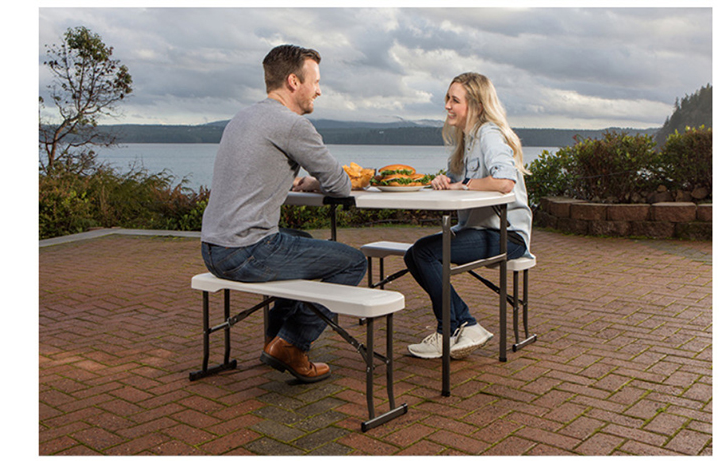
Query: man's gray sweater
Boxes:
[{"xmin": 201, "ymin": 98, "xmax": 350, "ymax": 248}]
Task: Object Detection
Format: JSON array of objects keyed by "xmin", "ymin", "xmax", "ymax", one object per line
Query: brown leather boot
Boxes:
[{"xmin": 260, "ymin": 337, "xmax": 331, "ymax": 383}]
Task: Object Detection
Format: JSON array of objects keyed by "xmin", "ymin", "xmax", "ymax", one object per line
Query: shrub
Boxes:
[
  {"xmin": 39, "ymin": 168, "xmax": 98, "ymax": 239},
  {"xmin": 526, "ymin": 131, "xmax": 680, "ymax": 205},
  {"xmin": 568, "ymin": 131, "xmax": 658, "ymax": 203},
  {"xmin": 525, "ymin": 147, "xmax": 574, "ymax": 205},
  {"xmin": 655, "ymin": 126, "xmax": 712, "ymax": 197},
  {"xmin": 39, "ymin": 161, "xmax": 210, "ymax": 239}
]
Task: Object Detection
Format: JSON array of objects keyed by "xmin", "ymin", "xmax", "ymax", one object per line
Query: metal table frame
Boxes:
[{"xmin": 286, "ymin": 188, "xmax": 515, "ymax": 396}]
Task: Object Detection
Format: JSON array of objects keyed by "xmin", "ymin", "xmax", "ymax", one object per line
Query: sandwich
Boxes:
[
  {"xmin": 377, "ymin": 164, "xmax": 416, "ymax": 177},
  {"xmin": 371, "ymin": 164, "xmax": 431, "ymax": 187}
]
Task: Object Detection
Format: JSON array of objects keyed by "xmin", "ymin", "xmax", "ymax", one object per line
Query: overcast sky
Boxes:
[{"xmin": 37, "ymin": 5, "xmax": 712, "ymax": 129}]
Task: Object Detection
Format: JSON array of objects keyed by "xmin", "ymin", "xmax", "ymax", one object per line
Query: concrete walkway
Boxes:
[{"xmin": 39, "ymin": 226, "xmax": 712, "ymax": 455}]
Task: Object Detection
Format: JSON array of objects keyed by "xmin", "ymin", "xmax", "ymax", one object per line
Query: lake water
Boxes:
[{"xmin": 93, "ymin": 143, "xmax": 558, "ymax": 191}]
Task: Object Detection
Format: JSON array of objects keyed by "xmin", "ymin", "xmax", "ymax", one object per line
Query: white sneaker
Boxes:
[
  {"xmin": 450, "ymin": 323, "xmax": 494, "ymax": 359},
  {"xmin": 407, "ymin": 331, "xmax": 457, "ymax": 359}
]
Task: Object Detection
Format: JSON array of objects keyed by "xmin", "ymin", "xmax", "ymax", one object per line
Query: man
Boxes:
[{"xmin": 200, "ymin": 45, "xmax": 366, "ymax": 383}]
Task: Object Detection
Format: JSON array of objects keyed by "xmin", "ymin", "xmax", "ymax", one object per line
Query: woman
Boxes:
[{"xmin": 405, "ymin": 72, "xmax": 533, "ymax": 359}]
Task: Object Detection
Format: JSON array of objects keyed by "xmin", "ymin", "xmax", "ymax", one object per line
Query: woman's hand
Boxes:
[{"xmin": 431, "ymin": 174, "xmax": 463, "ymax": 190}]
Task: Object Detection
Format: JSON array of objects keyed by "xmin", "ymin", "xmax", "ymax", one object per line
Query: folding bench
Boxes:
[
  {"xmin": 360, "ymin": 241, "xmax": 538, "ymax": 353},
  {"xmin": 189, "ymin": 272, "xmax": 408, "ymax": 432}
]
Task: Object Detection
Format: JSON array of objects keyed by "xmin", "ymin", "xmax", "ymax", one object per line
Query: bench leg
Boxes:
[
  {"xmin": 360, "ymin": 313, "xmax": 408, "ymax": 432},
  {"xmin": 513, "ymin": 271, "xmax": 520, "ymax": 344},
  {"xmin": 304, "ymin": 304, "xmax": 407, "ymax": 431},
  {"xmin": 189, "ymin": 290, "xmax": 238, "ymax": 381},
  {"xmin": 468, "ymin": 269, "xmax": 538, "ymax": 354},
  {"xmin": 513, "ymin": 269, "xmax": 538, "ymax": 352},
  {"xmin": 365, "ymin": 317, "xmax": 375, "ymax": 420}
]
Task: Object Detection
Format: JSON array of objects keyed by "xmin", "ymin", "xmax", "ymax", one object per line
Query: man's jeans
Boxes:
[
  {"xmin": 201, "ymin": 231, "xmax": 367, "ymax": 351},
  {"xmin": 403, "ymin": 228, "xmax": 527, "ymax": 333}
]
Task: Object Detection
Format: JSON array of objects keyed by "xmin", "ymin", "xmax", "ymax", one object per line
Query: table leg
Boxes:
[
  {"xmin": 330, "ymin": 203, "xmax": 337, "ymax": 241},
  {"xmin": 441, "ymin": 214, "xmax": 452, "ymax": 396},
  {"xmin": 499, "ymin": 204, "xmax": 508, "ymax": 362}
]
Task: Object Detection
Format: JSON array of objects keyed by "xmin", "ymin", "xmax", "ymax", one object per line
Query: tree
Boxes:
[
  {"xmin": 654, "ymin": 84, "xmax": 712, "ymax": 149},
  {"xmin": 40, "ymin": 26, "xmax": 132, "ymax": 174}
]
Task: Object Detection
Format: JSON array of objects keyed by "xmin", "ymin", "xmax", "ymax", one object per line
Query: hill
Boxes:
[
  {"xmin": 653, "ymin": 84, "xmax": 712, "ymax": 148},
  {"xmin": 97, "ymin": 119, "xmax": 657, "ymax": 148}
]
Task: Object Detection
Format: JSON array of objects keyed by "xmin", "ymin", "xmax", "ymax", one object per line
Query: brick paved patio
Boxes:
[{"xmin": 39, "ymin": 226, "xmax": 712, "ymax": 455}]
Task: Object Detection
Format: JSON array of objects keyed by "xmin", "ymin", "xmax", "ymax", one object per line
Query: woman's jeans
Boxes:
[
  {"xmin": 201, "ymin": 231, "xmax": 367, "ymax": 351},
  {"xmin": 404, "ymin": 228, "xmax": 527, "ymax": 334}
]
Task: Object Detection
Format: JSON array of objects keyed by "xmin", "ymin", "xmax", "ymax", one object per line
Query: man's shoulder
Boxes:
[{"xmin": 255, "ymin": 99, "xmax": 313, "ymax": 127}]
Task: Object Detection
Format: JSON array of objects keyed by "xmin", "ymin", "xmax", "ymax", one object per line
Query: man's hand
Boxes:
[{"xmin": 292, "ymin": 176, "xmax": 321, "ymax": 192}]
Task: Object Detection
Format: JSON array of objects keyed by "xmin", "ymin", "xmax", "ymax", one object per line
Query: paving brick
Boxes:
[
  {"xmin": 515, "ymin": 426, "xmax": 581, "ymax": 451},
  {"xmin": 428, "ymin": 429, "xmax": 491, "ymax": 454},
  {"xmin": 338, "ymin": 432, "xmax": 398, "ymax": 455},
  {"xmin": 396, "ymin": 439, "xmax": 445, "ymax": 455},
  {"xmin": 149, "ymin": 440, "xmax": 207, "ymax": 456},
  {"xmin": 574, "ymin": 432, "xmax": 624, "ymax": 455},
  {"xmin": 251, "ymin": 419, "xmax": 306, "ymax": 442},
  {"xmin": 293, "ymin": 426, "xmax": 350, "ymax": 451},
  {"xmin": 473, "ymin": 418, "xmax": 522, "ymax": 444},
  {"xmin": 38, "ymin": 229, "xmax": 712, "ymax": 456},
  {"xmin": 602, "ymin": 423, "xmax": 668, "ymax": 446},
  {"xmin": 161, "ymin": 423, "xmax": 214, "ymax": 446},
  {"xmin": 663, "ymin": 428, "xmax": 712, "ymax": 455},
  {"xmin": 103, "ymin": 432, "xmax": 172, "ymax": 456},
  {"xmin": 71, "ymin": 426, "xmax": 126, "ymax": 451},
  {"xmin": 422, "ymin": 414, "xmax": 476, "ymax": 435},
  {"xmin": 618, "ymin": 439, "xmax": 683, "ymax": 456},
  {"xmin": 481, "ymin": 435, "xmax": 536, "ymax": 455},
  {"xmin": 557, "ymin": 416, "xmax": 605, "ymax": 440},
  {"xmin": 39, "ymin": 435, "xmax": 81, "ymax": 455},
  {"xmin": 199, "ymin": 429, "xmax": 262, "ymax": 455},
  {"xmin": 643, "ymin": 411, "xmax": 688, "ymax": 436}
]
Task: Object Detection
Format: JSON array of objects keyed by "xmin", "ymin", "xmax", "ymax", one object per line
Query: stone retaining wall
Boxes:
[{"xmin": 535, "ymin": 197, "xmax": 712, "ymax": 240}]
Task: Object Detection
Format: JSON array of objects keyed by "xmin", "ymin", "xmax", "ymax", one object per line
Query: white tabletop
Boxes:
[
  {"xmin": 352, "ymin": 187, "xmax": 515, "ymax": 210},
  {"xmin": 286, "ymin": 188, "xmax": 515, "ymax": 211}
]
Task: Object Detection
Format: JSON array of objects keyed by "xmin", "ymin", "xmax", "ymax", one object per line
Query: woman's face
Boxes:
[{"xmin": 445, "ymin": 82, "xmax": 469, "ymax": 131}]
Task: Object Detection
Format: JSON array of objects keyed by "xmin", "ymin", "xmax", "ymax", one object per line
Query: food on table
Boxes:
[
  {"xmin": 371, "ymin": 164, "xmax": 432, "ymax": 187},
  {"xmin": 342, "ymin": 162, "xmax": 376, "ymax": 190}
]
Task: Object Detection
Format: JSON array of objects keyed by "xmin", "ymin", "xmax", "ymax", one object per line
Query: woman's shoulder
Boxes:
[
  {"xmin": 477, "ymin": 121, "xmax": 501, "ymax": 135},
  {"xmin": 472, "ymin": 122, "xmax": 506, "ymax": 147}
]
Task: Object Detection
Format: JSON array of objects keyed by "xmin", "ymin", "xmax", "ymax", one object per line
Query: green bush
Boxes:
[
  {"xmin": 656, "ymin": 126, "xmax": 712, "ymax": 195},
  {"xmin": 524, "ymin": 147, "xmax": 574, "ymax": 205},
  {"xmin": 526, "ymin": 129, "xmax": 710, "ymax": 205},
  {"xmin": 569, "ymin": 131, "xmax": 658, "ymax": 203},
  {"xmin": 39, "ymin": 162, "xmax": 209, "ymax": 239},
  {"xmin": 279, "ymin": 204, "xmax": 447, "ymax": 230},
  {"xmin": 39, "ymin": 169, "xmax": 98, "ymax": 239}
]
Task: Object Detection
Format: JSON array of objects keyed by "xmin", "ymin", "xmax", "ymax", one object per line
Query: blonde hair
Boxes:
[{"xmin": 442, "ymin": 72, "xmax": 529, "ymax": 176}]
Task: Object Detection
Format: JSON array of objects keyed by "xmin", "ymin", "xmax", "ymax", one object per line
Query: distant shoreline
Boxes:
[{"xmin": 87, "ymin": 121, "xmax": 659, "ymax": 148}]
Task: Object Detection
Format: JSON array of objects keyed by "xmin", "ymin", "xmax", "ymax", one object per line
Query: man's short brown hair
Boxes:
[{"xmin": 262, "ymin": 44, "xmax": 321, "ymax": 93}]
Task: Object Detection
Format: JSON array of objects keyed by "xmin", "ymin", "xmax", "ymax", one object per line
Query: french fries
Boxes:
[{"xmin": 342, "ymin": 162, "xmax": 375, "ymax": 190}]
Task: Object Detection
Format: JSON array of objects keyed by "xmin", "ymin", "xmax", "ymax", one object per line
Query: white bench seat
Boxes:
[
  {"xmin": 192, "ymin": 273, "xmax": 404, "ymax": 318},
  {"xmin": 189, "ymin": 272, "xmax": 407, "ymax": 432},
  {"xmin": 360, "ymin": 241, "xmax": 536, "ymax": 272}
]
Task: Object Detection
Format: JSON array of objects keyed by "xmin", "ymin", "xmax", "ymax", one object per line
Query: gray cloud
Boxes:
[{"xmin": 38, "ymin": 7, "xmax": 712, "ymax": 129}]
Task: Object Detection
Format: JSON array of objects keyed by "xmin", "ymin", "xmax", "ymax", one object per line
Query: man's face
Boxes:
[{"xmin": 294, "ymin": 59, "xmax": 321, "ymax": 115}]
